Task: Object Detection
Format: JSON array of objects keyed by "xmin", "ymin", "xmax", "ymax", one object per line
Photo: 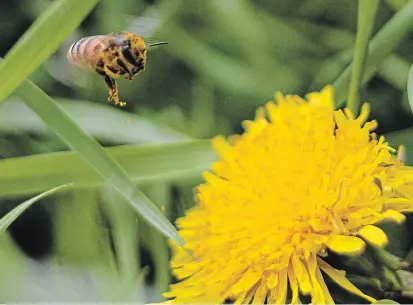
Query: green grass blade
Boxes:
[
  {"xmin": 0, "ymin": 184, "xmax": 71, "ymax": 235},
  {"xmin": 0, "ymin": 99, "xmax": 190, "ymax": 144},
  {"xmin": 386, "ymin": 0, "xmax": 409, "ymax": 11},
  {"xmin": 407, "ymin": 64, "xmax": 413, "ymax": 114},
  {"xmin": 0, "ymin": 140, "xmax": 214, "ymax": 197},
  {"xmin": 54, "ymin": 189, "xmax": 115, "ymax": 267},
  {"xmin": 143, "ymin": 183, "xmax": 171, "ymax": 294},
  {"xmin": 333, "ymin": 0, "xmax": 413, "ymax": 107},
  {"xmin": 0, "ymin": 140, "xmax": 212, "ymax": 196},
  {"xmin": 16, "ymin": 79, "xmax": 183, "ymax": 245},
  {"xmin": 101, "ymin": 187, "xmax": 140, "ymax": 284},
  {"xmin": 164, "ymin": 22, "xmax": 301, "ymax": 100},
  {"xmin": 347, "ymin": 0, "xmax": 380, "ymax": 116},
  {"xmin": 378, "ymin": 54, "xmax": 410, "ymax": 90},
  {"xmin": 0, "ymin": 0, "xmax": 99, "ymax": 103}
]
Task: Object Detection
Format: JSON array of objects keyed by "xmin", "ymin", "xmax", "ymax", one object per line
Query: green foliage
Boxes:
[
  {"xmin": 15, "ymin": 78, "xmax": 181, "ymax": 244},
  {"xmin": 346, "ymin": 0, "xmax": 379, "ymax": 116},
  {"xmin": 0, "ymin": 184, "xmax": 71, "ymax": 234},
  {"xmin": 0, "ymin": 140, "xmax": 214, "ymax": 197},
  {"xmin": 407, "ymin": 64, "xmax": 413, "ymax": 113},
  {"xmin": 0, "ymin": 0, "xmax": 99, "ymax": 103},
  {"xmin": 0, "ymin": 0, "xmax": 413, "ymax": 303},
  {"xmin": 333, "ymin": 0, "xmax": 413, "ymax": 108}
]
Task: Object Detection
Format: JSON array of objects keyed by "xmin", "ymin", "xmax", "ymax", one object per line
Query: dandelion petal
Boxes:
[
  {"xmin": 326, "ymin": 235, "xmax": 365, "ymax": 255},
  {"xmin": 358, "ymin": 225, "xmax": 388, "ymax": 247},
  {"xmin": 318, "ymin": 258, "xmax": 376, "ymax": 303}
]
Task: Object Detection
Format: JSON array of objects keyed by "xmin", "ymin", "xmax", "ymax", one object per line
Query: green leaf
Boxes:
[
  {"xmin": 333, "ymin": 0, "xmax": 413, "ymax": 107},
  {"xmin": 0, "ymin": 139, "xmax": 215, "ymax": 197},
  {"xmin": 347, "ymin": 0, "xmax": 380, "ymax": 116},
  {"xmin": 0, "ymin": 0, "xmax": 99, "ymax": 103},
  {"xmin": 0, "ymin": 184, "xmax": 71, "ymax": 235},
  {"xmin": 15, "ymin": 79, "xmax": 182, "ymax": 245}
]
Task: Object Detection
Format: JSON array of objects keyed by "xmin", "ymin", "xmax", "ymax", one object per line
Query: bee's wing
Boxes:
[
  {"xmin": 125, "ymin": 0, "xmax": 182, "ymax": 40},
  {"xmin": 107, "ymin": 32, "xmax": 131, "ymax": 48},
  {"xmin": 126, "ymin": 16, "xmax": 161, "ymax": 39},
  {"xmin": 108, "ymin": 31, "xmax": 130, "ymax": 38}
]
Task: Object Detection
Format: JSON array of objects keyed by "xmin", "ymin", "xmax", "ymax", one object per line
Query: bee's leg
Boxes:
[
  {"xmin": 104, "ymin": 65, "xmax": 120, "ymax": 78},
  {"xmin": 95, "ymin": 69, "xmax": 124, "ymax": 106},
  {"xmin": 105, "ymin": 77, "xmax": 119, "ymax": 103}
]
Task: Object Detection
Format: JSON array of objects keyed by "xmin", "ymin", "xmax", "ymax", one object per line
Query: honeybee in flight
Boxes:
[{"xmin": 67, "ymin": 31, "xmax": 167, "ymax": 106}]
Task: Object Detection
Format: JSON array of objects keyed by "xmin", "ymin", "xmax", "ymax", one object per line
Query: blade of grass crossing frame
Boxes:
[
  {"xmin": 407, "ymin": 64, "xmax": 413, "ymax": 114},
  {"xmin": 333, "ymin": 1, "xmax": 413, "ymax": 108},
  {"xmin": 0, "ymin": 140, "xmax": 215, "ymax": 197},
  {"xmin": 0, "ymin": 0, "xmax": 99, "ymax": 104},
  {"xmin": 347, "ymin": 0, "xmax": 380, "ymax": 116},
  {"xmin": 0, "ymin": 184, "xmax": 71, "ymax": 234},
  {"xmin": 15, "ymin": 79, "xmax": 183, "ymax": 245},
  {"xmin": 0, "ymin": 99, "xmax": 191, "ymax": 144}
]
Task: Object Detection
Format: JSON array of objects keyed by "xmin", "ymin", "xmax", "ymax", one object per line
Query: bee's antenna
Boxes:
[{"xmin": 148, "ymin": 42, "xmax": 168, "ymax": 48}]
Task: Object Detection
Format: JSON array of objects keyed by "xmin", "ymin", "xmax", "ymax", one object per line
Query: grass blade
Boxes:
[
  {"xmin": 0, "ymin": 140, "xmax": 216, "ymax": 196},
  {"xmin": 378, "ymin": 54, "xmax": 410, "ymax": 90},
  {"xmin": 347, "ymin": 0, "xmax": 380, "ymax": 116},
  {"xmin": 101, "ymin": 187, "xmax": 140, "ymax": 284},
  {"xmin": 54, "ymin": 189, "xmax": 116, "ymax": 267},
  {"xmin": 407, "ymin": 64, "xmax": 413, "ymax": 114},
  {"xmin": 0, "ymin": 140, "xmax": 214, "ymax": 197},
  {"xmin": 0, "ymin": 184, "xmax": 71, "ymax": 234},
  {"xmin": 0, "ymin": 99, "xmax": 190, "ymax": 144},
  {"xmin": 16, "ymin": 79, "xmax": 183, "ymax": 245},
  {"xmin": 0, "ymin": 0, "xmax": 99, "ymax": 103},
  {"xmin": 143, "ymin": 183, "xmax": 171, "ymax": 294},
  {"xmin": 333, "ymin": 0, "xmax": 413, "ymax": 107}
]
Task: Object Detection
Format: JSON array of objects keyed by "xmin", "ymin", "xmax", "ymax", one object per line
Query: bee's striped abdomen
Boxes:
[{"xmin": 67, "ymin": 35, "xmax": 108, "ymax": 69}]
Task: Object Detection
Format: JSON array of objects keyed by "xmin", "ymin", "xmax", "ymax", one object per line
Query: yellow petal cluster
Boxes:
[{"xmin": 164, "ymin": 86, "xmax": 413, "ymax": 304}]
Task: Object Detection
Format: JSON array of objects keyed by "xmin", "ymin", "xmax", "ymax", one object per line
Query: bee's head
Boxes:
[
  {"xmin": 126, "ymin": 32, "xmax": 147, "ymax": 66},
  {"xmin": 127, "ymin": 33, "xmax": 146, "ymax": 54},
  {"xmin": 118, "ymin": 32, "xmax": 167, "ymax": 75}
]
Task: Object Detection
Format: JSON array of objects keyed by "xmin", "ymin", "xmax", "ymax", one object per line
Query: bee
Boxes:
[{"xmin": 67, "ymin": 31, "xmax": 167, "ymax": 106}]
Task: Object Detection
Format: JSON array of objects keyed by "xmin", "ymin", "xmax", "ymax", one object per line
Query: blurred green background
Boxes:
[{"xmin": 0, "ymin": 0, "xmax": 413, "ymax": 302}]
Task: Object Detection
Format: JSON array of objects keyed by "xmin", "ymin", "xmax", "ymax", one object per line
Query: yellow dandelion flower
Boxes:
[{"xmin": 163, "ymin": 86, "xmax": 413, "ymax": 304}]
